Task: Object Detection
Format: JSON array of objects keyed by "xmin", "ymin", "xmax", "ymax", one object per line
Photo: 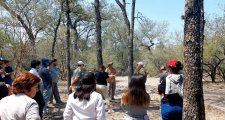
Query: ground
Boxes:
[{"xmin": 45, "ymin": 77, "xmax": 225, "ymax": 120}]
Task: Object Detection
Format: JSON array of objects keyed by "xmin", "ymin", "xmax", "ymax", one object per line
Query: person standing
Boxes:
[
  {"xmin": 134, "ymin": 61, "xmax": 147, "ymax": 83},
  {"xmin": 3, "ymin": 60, "xmax": 13, "ymax": 86},
  {"xmin": 105, "ymin": 62, "xmax": 117, "ymax": 101},
  {"xmin": 69, "ymin": 61, "xmax": 85, "ymax": 92},
  {"xmin": 29, "ymin": 60, "xmax": 45, "ymax": 119},
  {"xmin": 158, "ymin": 66, "xmax": 169, "ymax": 97},
  {"xmin": 49, "ymin": 59, "xmax": 63, "ymax": 104},
  {"xmin": 160, "ymin": 60, "xmax": 183, "ymax": 120},
  {"xmin": 95, "ymin": 65, "xmax": 109, "ymax": 103},
  {"xmin": 63, "ymin": 72, "xmax": 106, "ymax": 120},
  {"xmin": 121, "ymin": 75, "xmax": 150, "ymax": 120},
  {"xmin": 0, "ymin": 59, "xmax": 9, "ymax": 100},
  {"xmin": 39, "ymin": 57, "xmax": 52, "ymax": 115},
  {"xmin": 0, "ymin": 72, "xmax": 41, "ymax": 120}
]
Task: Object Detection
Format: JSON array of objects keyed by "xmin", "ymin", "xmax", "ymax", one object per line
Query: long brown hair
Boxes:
[{"xmin": 122, "ymin": 75, "xmax": 150, "ymax": 106}]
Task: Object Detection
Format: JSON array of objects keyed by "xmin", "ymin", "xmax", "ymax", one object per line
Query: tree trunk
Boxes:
[
  {"xmin": 115, "ymin": 0, "xmax": 135, "ymax": 83},
  {"xmin": 128, "ymin": 0, "xmax": 135, "ymax": 83},
  {"xmin": 94, "ymin": 0, "xmax": 103, "ymax": 68},
  {"xmin": 65, "ymin": 0, "xmax": 72, "ymax": 93},
  {"xmin": 51, "ymin": 1, "xmax": 63, "ymax": 58},
  {"xmin": 183, "ymin": 0, "xmax": 205, "ymax": 119},
  {"xmin": 73, "ymin": 23, "xmax": 79, "ymax": 64}
]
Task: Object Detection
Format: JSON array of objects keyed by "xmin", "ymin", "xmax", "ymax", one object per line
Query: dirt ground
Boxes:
[{"xmin": 45, "ymin": 77, "xmax": 225, "ymax": 120}]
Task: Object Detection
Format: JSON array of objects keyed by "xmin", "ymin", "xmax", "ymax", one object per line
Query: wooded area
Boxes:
[{"xmin": 0, "ymin": 0, "xmax": 224, "ymax": 118}]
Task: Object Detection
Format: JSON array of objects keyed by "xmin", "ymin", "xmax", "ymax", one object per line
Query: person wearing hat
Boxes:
[
  {"xmin": 105, "ymin": 62, "xmax": 117, "ymax": 101},
  {"xmin": 69, "ymin": 61, "xmax": 85, "ymax": 92},
  {"xmin": 134, "ymin": 61, "xmax": 147, "ymax": 83},
  {"xmin": 160, "ymin": 60, "xmax": 183, "ymax": 120}
]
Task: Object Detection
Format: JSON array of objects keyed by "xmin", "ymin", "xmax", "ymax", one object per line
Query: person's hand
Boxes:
[{"xmin": 69, "ymin": 85, "xmax": 72, "ymax": 91}]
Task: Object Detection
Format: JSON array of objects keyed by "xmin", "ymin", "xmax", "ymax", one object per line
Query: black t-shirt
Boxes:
[
  {"xmin": 4, "ymin": 66, "xmax": 13, "ymax": 79},
  {"xmin": 95, "ymin": 71, "xmax": 109, "ymax": 86}
]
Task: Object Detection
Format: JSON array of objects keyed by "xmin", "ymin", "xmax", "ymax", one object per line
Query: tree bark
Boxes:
[
  {"xmin": 115, "ymin": 0, "xmax": 135, "ymax": 83},
  {"xmin": 52, "ymin": 1, "xmax": 64, "ymax": 58},
  {"xmin": 65, "ymin": 0, "xmax": 72, "ymax": 93},
  {"xmin": 94, "ymin": 0, "xmax": 103, "ymax": 68},
  {"xmin": 183, "ymin": 0, "xmax": 205, "ymax": 119}
]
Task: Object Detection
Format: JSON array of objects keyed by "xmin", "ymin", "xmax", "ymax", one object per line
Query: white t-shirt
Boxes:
[
  {"xmin": 0, "ymin": 93, "xmax": 40, "ymax": 120},
  {"xmin": 63, "ymin": 91, "xmax": 106, "ymax": 120}
]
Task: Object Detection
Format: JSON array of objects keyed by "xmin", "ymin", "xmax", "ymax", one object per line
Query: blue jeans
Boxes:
[
  {"xmin": 161, "ymin": 102, "xmax": 182, "ymax": 120},
  {"xmin": 43, "ymin": 85, "xmax": 52, "ymax": 114}
]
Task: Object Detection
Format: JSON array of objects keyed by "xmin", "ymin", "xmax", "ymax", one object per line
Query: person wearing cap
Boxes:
[
  {"xmin": 105, "ymin": 62, "xmax": 117, "ymax": 101},
  {"xmin": 160, "ymin": 60, "xmax": 183, "ymax": 120},
  {"xmin": 70, "ymin": 61, "xmax": 85, "ymax": 92},
  {"xmin": 134, "ymin": 61, "xmax": 147, "ymax": 83}
]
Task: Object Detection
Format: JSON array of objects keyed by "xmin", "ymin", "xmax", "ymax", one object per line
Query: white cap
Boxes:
[
  {"xmin": 137, "ymin": 61, "xmax": 144, "ymax": 66},
  {"xmin": 77, "ymin": 61, "xmax": 84, "ymax": 65}
]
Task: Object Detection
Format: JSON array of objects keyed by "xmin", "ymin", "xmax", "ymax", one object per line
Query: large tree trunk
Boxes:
[
  {"xmin": 183, "ymin": 0, "xmax": 205, "ymax": 119},
  {"xmin": 73, "ymin": 22, "xmax": 79, "ymax": 64},
  {"xmin": 94, "ymin": 0, "xmax": 103, "ymax": 68},
  {"xmin": 65, "ymin": 0, "xmax": 72, "ymax": 93}
]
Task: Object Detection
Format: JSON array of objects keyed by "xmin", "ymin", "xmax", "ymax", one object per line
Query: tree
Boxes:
[
  {"xmin": 0, "ymin": 0, "xmax": 50, "ymax": 57},
  {"xmin": 65, "ymin": 0, "xmax": 72, "ymax": 93},
  {"xmin": 183, "ymin": 0, "xmax": 205, "ymax": 119},
  {"xmin": 94, "ymin": 0, "xmax": 103, "ymax": 68},
  {"xmin": 115, "ymin": 0, "xmax": 136, "ymax": 82}
]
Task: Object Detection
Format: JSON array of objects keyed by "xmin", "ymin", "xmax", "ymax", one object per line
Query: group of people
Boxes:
[
  {"xmin": 0, "ymin": 58, "xmax": 183, "ymax": 120},
  {"xmin": 0, "ymin": 57, "xmax": 63, "ymax": 120}
]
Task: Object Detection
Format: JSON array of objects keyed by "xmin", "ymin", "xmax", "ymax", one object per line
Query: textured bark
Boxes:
[
  {"xmin": 65, "ymin": 0, "xmax": 72, "ymax": 93},
  {"xmin": 183, "ymin": 0, "xmax": 205, "ymax": 119},
  {"xmin": 94, "ymin": 0, "xmax": 103, "ymax": 68},
  {"xmin": 115, "ymin": 0, "xmax": 135, "ymax": 83},
  {"xmin": 52, "ymin": 1, "xmax": 64, "ymax": 58}
]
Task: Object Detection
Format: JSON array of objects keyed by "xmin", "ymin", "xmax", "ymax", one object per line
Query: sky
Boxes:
[{"xmin": 134, "ymin": 0, "xmax": 225, "ymax": 32}]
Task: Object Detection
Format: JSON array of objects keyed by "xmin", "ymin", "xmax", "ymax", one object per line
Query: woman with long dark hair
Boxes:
[
  {"xmin": 121, "ymin": 75, "xmax": 150, "ymax": 120},
  {"xmin": 160, "ymin": 59, "xmax": 183, "ymax": 120},
  {"xmin": 63, "ymin": 72, "xmax": 106, "ymax": 120}
]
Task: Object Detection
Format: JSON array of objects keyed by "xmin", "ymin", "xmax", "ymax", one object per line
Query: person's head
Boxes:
[
  {"xmin": 50, "ymin": 59, "xmax": 57, "ymax": 66},
  {"xmin": 98, "ymin": 65, "xmax": 106, "ymax": 72},
  {"xmin": 74, "ymin": 72, "xmax": 96, "ymax": 101},
  {"xmin": 41, "ymin": 57, "xmax": 50, "ymax": 68},
  {"xmin": 160, "ymin": 66, "xmax": 167, "ymax": 73},
  {"xmin": 3, "ymin": 60, "xmax": 10, "ymax": 66},
  {"xmin": 12, "ymin": 72, "xmax": 40, "ymax": 98},
  {"xmin": 122, "ymin": 75, "xmax": 150, "ymax": 106},
  {"xmin": 107, "ymin": 62, "xmax": 113, "ymax": 68},
  {"xmin": 167, "ymin": 59, "xmax": 183, "ymax": 74},
  {"xmin": 137, "ymin": 61, "xmax": 144, "ymax": 69},
  {"xmin": 31, "ymin": 60, "xmax": 41, "ymax": 70},
  {"xmin": 77, "ymin": 61, "xmax": 84, "ymax": 68}
]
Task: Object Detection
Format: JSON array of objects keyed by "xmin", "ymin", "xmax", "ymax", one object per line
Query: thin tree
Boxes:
[
  {"xmin": 94, "ymin": 0, "xmax": 103, "ymax": 68},
  {"xmin": 65, "ymin": 0, "xmax": 72, "ymax": 93},
  {"xmin": 183, "ymin": 0, "xmax": 205, "ymax": 119},
  {"xmin": 115, "ymin": 0, "xmax": 136, "ymax": 82}
]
